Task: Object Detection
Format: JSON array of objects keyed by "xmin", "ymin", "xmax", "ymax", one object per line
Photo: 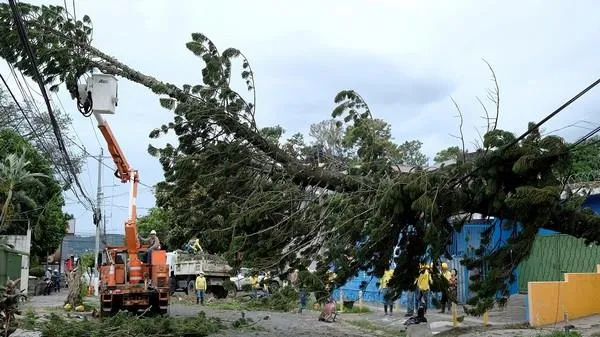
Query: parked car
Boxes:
[{"xmin": 230, "ymin": 268, "xmax": 283, "ymax": 293}]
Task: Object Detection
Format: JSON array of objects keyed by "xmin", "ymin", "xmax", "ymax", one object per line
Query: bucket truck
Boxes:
[{"xmin": 76, "ymin": 74, "xmax": 169, "ymax": 316}]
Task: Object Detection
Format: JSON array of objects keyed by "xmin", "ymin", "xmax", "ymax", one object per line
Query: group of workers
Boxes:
[
  {"xmin": 138, "ymin": 230, "xmax": 205, "ymax": 264},
  {"xmin": 379, "ymin": 262, "xmax": 458, "ymax": 321},
  {"xmin": 43, "ymin": 267, "xmax": 62, "ymax": 293}
]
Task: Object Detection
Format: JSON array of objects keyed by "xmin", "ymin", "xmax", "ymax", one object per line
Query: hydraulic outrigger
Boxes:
[{"xmin": 76, "ymin": 74, "xmax": 170, "ymax": 316}]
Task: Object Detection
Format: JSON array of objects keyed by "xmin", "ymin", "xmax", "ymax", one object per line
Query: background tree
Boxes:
[
  {"xmin": 137, "ymin": 207, "xmax": 173, "ymax": 251},
  {"xmin": 2, "ymin": 3, "xmax": 600, "ymax": 315},
  {"xmin": 308, "ymin": 119, "xmax": 344, "ymax": 157},
  {"xmin": 0, "ymin": 151, "xmax": 48, "ymax": 228},
  {"xmin": 569, "ymin": 136, "xmax": 600, "ymax": 177},
  {"xmin": 0, "ymin": 87, "xmax": 85, "ymax": 181},
  {"xmin": 0, "ymin": 129, "xmax": 70, "ymax": 260},
  {"xmin": 434, "ymin": 146, "xmax": 461, "ymax": 165},
  {"xmin": 396, "ymin": 140, "xmax": 428, "ymax": 166}
]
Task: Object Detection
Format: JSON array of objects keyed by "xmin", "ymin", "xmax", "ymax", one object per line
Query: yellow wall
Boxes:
[{"xmin": 528, "ymin": 264, "xmax": 600, "ymax": 326}]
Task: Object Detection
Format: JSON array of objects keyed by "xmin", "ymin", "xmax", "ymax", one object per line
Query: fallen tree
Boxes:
[{"xmin": 2, "ymin": 3, "xmax": 600, "ymax": 315}]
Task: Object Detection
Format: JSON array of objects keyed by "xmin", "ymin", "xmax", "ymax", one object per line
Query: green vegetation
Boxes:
[
  {"xmin": 0, "ymin": 125, "xmax": 73, "ymax": 260},
  {"xmin": 536, "ymin": 331, "xmax": 582, "ymax": 337},
  {"xmin": 40, "ymin": 312, "xmax": 225, "ymax": 337}
]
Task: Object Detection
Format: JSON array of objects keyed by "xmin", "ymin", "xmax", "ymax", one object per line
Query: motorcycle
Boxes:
[{"xmin": 42, "ymin": 278, "xmax": 55, "ymax": 296}]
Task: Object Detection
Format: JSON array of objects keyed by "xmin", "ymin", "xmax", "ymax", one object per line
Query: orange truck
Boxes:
[{"xmin": 77, "ymin": 74, "xmax": 170, "ymax": 316}]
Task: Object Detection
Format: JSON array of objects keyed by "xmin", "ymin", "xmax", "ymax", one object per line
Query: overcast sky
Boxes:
[{"xmin": 2, "ymin": 0, "xmax": 600, "ymax": 238}]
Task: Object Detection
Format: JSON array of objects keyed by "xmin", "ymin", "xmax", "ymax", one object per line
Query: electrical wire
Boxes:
[
  {"xmin": 0, "ymin": 71, "xmax": 92, "ymax": 211},
  {"xmin": 450, "ymin": 77, "xmax": 600, "ymax": 188},
  {"xmin": 8, "ymin": 0, "xmax": 96, "ymax": 211}
]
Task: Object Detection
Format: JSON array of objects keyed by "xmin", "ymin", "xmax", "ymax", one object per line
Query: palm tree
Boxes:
[{"xmin": 0, "ymin": 151, "xmax": 48, "ymax": 230}]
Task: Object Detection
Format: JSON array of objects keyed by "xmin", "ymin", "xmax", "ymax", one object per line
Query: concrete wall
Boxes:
[
  {"xmin": 1, "ymin": 227, "xmax": 32, "ymax": 293},
  {"xmin": 528, "ymin": 264, "xmax": 600, "ymax": 327}
]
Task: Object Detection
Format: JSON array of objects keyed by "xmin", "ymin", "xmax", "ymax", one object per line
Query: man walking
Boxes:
[
  {"xmin": 416, "ymin": 263, "xmax": 433, "ymax": 314},
  {"xmin": 195, "ymin": 271, "xmax": 207, "ymax": 305},
  {"xmin": 439, "ymin": 262, "xmax": 452, "ymax": 313},
  {"xmin": 379, "ymin": 269, "xmax": 394, "ymax": 315}
]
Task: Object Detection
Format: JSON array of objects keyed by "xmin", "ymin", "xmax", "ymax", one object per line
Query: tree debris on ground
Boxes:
[
  {"xmin": 40, "ymin": 312, "xmax": 225, "ymax": 337},
  {"xmin": 1, "ymin": 278, "xmax": 27, "ymax": 337}
]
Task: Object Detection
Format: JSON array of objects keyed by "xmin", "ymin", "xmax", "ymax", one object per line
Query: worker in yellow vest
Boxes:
[
  {"xmin": 439, "ymin": 262, "xmax": 452, "ymax": 313},
  {"xmin": 379, "ymin": 269, "xmax": 394, "ymax": 315},
  {"xmin": 415, "ymin": 263, "xmax": 432, "ymax": 314},
  {"xmin": 195, "ymin": 271, "xmax": 207, "ymax": 305}
]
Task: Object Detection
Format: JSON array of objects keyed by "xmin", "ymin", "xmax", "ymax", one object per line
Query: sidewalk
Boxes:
[{"xmin": 343, "ymin": 295, "xmax": 528, "ymax": 335}]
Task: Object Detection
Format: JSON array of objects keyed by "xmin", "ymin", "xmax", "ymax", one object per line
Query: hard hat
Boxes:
[
  {"xmin": 199, "ymin": 271, "xmax": 204, "ymax": 275},
  {"xmin": 47, "ymin": 267, "xmax": 52, "ymax": 271},
  {"xmin": 150, "ymin": 230, "xmax": 157, "ymax": 235},
  {"xmin": 441, "ymin": 263, "xmax": 448, "ymax": 270}
]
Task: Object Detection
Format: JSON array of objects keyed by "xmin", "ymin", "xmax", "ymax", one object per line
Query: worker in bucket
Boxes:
[
  {"xmin": 138, "ymin": 230, "xmax": 161, "ymax": 264},
  {"xmin": 195, "ymin": 271, "xmax": 207, "ymax": 305}
]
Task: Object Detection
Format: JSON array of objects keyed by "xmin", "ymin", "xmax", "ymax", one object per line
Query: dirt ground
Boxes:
[{"xmin": 18, "ymin": 292, "xmax": 600, "ymax": 337}]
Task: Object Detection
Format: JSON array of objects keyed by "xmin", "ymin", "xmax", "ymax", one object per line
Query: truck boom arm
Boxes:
[{"xmin": 93, "ymin": 113, "xmax": 140, "ymax": 254}]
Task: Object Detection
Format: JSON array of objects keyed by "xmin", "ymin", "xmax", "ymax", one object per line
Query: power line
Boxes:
[
  {"xmin": 0, "ymin": 71, "xmax": 92, "ymax": 211},
  {"xmin": 7, "ymin": 0, "xmax": 95, "ymax": 210},
  {"xmin": 450, "ymin": 77, "xmax": 600, "ymax": 188}
]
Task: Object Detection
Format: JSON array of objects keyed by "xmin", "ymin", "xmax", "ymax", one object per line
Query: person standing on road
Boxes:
[
  {"xmin": 169, "ymin": 271, "xmax": 177, "ymax": 295},
  {"xmin": 250, "ymin": 271, "xmax": 260, "ymax": 298},
  {"xmin": 379, "ymin": 269, "xmax": 394, "ymax": 315},
  {"xmin": 439, "ymin": 263, "xmax": 452, "ymax": 313},
  {"xmin": 195, "ymin": 271, "xmax": 207, "ymax": 305},
  {"xmin": 416, "ymin": 263, "xmax": 433, "ymax": 314}
]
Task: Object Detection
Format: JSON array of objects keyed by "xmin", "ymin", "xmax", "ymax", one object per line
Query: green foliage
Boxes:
[
  {"xmin": 569, "ymin": 136, "xmax": 600, "ymax": 176},
  {"xmin": 137, "ymin": 207, "xmax": 174, "ymax": 250},
  {"xmin": 246, "ymin": 286, "xmax": 299, "ymax": 312},
  {"xmin": 535, "ymin": 332, "xmax": 582, "ymax": 337},
  {"xmin": 2, "ymin": 4, "xmax": 600, "ymax": 318},
  {"xmin": 29, "ymin": 265, "xmax": 44, "ymax": 278},
  {"xmin": 0, "ymin": 129, "xmax": 69, "ymax": 259},
  {"xmin": 79, "ymin": 252, "xmax": 94, "ymax": 279},
  {"xmin": 434, "ymin": 146, "xmax": 462, "ymax": 164},
  {"xmin": 40, "ymin": 312, "xmax": 225, "ymax": 337}
]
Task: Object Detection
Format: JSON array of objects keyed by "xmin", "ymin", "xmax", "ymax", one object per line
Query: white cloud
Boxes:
[{"xmin": 3, "ymin": 0, "xmax": 600, "ymax": 237}]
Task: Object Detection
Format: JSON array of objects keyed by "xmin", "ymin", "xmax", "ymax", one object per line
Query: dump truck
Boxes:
[{"xmin": 167, "ymin": 251, "xmax": 234, "ymax": 298}]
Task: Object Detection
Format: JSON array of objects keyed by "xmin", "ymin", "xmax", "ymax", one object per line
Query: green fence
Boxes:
[
  {"xmin": 518, "ymin": 234, "xmax": 600, "ymax": 293},
  {"xmin": 0, "ymin": 245, "xmax": 22, "ymax": 286}
]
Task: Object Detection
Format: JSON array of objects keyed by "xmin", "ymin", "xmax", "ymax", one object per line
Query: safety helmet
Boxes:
[
  {"xmin": 150, "ymin": 230, "xmax": 157, "ymax": 235},
  {"xmin": 441, "ymin": 262, "xmax": 448, "ymax": 270},
  {"xmin": 47, "ymin": 267, "xmax": 52, "ymax": 271}
]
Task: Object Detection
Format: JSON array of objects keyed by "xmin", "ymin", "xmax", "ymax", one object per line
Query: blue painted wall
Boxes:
[{"xmin": 333, "ymin": 193, "xmax": 600, "ymax": 305}]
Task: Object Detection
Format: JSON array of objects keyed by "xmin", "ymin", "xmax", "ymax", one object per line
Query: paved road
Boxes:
[
  {"xmin": 24, "ymin": 293, "xmax": 386, "ymax": 336},
  {"xmin": 27, "ymin": 292, "xmax": 598, "ymax": 337}
]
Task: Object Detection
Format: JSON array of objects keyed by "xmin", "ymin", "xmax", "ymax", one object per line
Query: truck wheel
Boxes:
[
  {"xmin": 187, "ymin": 280, "xmax": 196, "ymax": 296},
  {"xmin": 227, "ymin": 287, "xmax": 237, "ymax": 298},
  {"xmin": 269, "ymin": 281, "xmax": 280, "ymax": 293}
]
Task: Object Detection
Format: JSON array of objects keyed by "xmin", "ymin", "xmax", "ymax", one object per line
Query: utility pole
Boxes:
[{"xmin": 93, "ymin": 148, "xmax": 103, "ymax": 296}]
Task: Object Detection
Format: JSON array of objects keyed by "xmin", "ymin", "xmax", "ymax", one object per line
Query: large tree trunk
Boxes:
[{"xmin": 65, "ymin": 267, "xmax": 82, "ymax": 307}]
